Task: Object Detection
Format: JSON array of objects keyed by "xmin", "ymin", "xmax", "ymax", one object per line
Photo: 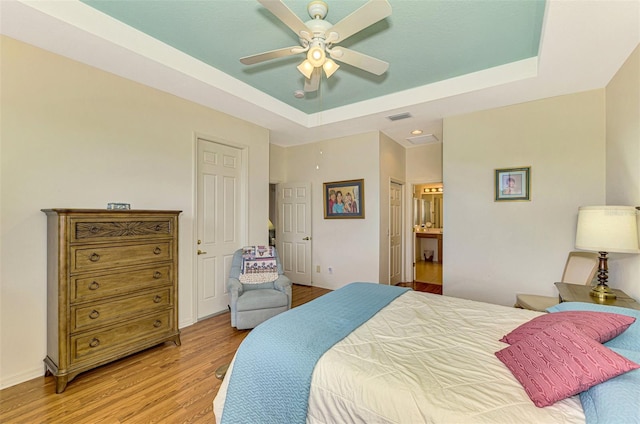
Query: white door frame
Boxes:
[
  {"xmin": 407, "ymin": 180, "xmax": 443, "ymax": 282},
  {"xmin": 193, "ymin": 134, "xmax": 248, "ymax": 321}
]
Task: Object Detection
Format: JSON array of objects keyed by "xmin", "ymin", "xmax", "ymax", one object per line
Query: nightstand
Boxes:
[{"xmin": 555, "ymin": 282, "xmax": 640, "ymax": 311}]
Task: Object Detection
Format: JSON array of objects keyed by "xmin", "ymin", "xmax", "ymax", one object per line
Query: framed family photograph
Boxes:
[
  {"xmin": 495, "ymin": 167, "xmax": 530, "ymax": 201},
  {"xmin": 323, "ymin": 179, "xmax": 365, "ymax": 219}
]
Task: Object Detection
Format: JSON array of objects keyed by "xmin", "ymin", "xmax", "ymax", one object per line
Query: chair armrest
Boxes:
[
  {"xmin": 274, "ymin": 275, "xmax": 292, "ymax": 310},
  {"xmin": 228, "ymin": 277, "xmax": 243, "ymax": 297},
  {"xmin": 273, "ymin": 275, "xmax": 291, "ymax": 290}
]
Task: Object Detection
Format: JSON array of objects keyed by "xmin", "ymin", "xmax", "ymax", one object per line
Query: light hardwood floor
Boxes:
[
  {"xmin": 415, "ymin": 260, "xmax": 442, "ymax": 285},
  {"xmin": 0, "ymin": 284, "xmax": 331, "ymax": 424}
]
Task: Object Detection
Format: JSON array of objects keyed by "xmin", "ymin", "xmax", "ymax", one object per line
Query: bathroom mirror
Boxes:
[{"xmin": 413, "ymin": 184, "xmax": 443, "ymax": 229}]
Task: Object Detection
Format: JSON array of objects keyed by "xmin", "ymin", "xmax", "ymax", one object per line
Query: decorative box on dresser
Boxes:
[{"xmin": 41, "ymin": 209, "xmax": 181, "ymax": 393}]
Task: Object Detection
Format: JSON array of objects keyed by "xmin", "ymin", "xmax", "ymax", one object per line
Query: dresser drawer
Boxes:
[
  {"xmin": 70, "ymin": 310, "xmax": 174, "ymax": 365},
  {"xmin": 71, "ymin": 241, "xmax": 172, "ymax": 272},
  {"xmin": 71, "ymin": 287, "xmax": 173, "ymax": 332},
  {"xmin": 71, "ymin": 265, "xmax": 172, "ymax": 302},
  {"xmin": 71, "ymin": 218, "xmax": 174, "ymax": 242}
]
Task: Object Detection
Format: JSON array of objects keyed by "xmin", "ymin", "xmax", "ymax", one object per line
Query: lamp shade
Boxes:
[
  {"xmin": 297, "ymin": 60, "xmax": 314, "ymax": 79},
  {"xmin": 307, "ymin": 46, "xmax": 326, "ymax": 67},
  {"xmin": 322, "ymin": 59, "xmax": 339, "ymax": 78},
  {"xmin": 575, "ymin": 206, "xmax": 640, "ymax": 253}
]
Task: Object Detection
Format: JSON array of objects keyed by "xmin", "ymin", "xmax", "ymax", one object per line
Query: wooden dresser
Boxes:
[{"xmin": 42, "ymin": 209, "xmax": 181, "ymax": 393}]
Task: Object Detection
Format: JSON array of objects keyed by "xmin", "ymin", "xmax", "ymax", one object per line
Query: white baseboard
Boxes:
[
  {"xmin": 2, "ymin": 319, "xmax": 197, "ymax": 390},
  {"xmin": 0, "ymin": 366, "xmax": 44, "ymax": 390}
]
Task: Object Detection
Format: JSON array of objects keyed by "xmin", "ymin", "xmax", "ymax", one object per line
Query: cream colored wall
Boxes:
[
  {"xmin": 269, "ymin": 143, "xmax": 286, "ymax": 183},
  {"xmin": 606, "ymin": 43, "xmax": 640, "ymax": 300},
  {"xmin": 283, "ymin": 132, "xmax": 381, "ymax": 289},
  {"xmin": 379, "ymin": 133, "xmax": 407, "ymax": 284},
  {"xmin": 443, "ymin": 90, "xmax": 606, "ymax": 306},
  {"xmin": 0, "ymin": 37, "xmax": 270, "ymax": 388},
  {"xmin": 406, "ymin": 143, "xmax": 443, "ymax": 183}
]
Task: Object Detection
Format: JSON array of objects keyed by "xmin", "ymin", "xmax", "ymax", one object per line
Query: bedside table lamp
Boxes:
[{"xmin": 575, "ymin": 206, "xmax": 640, "ymax": 300}]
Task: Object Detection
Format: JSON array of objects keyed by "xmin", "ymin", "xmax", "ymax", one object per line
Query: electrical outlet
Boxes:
[
  {"xmin": 328, "ymin": 266, "xmax": 333, "ymax": 274},
  {"xmin": 316, "ymin": 265, "xmax": 320, "ymax": 273}
]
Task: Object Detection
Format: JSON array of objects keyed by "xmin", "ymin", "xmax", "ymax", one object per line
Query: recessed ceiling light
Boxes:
[{"xmin": 411, "ymin": 129, "xmax": 423, "ymax": 135}]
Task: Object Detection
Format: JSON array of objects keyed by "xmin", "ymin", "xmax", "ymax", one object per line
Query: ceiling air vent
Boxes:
[
  {"xmin": 386, "ymin": 112, "xmax": 412, "ymax": 121},
  {"xmin": 406, "ymin": 134, "xmax": 439, "ymax": 145}
]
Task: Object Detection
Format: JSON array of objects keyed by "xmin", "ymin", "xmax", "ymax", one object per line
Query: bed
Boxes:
[{"xmin": 214, "ymin": 283, "xmax": 640, "ymax": 424}]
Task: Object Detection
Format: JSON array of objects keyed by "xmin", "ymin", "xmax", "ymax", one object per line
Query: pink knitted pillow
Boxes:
[
  {"xmin": 495, "ymin": 321, "xmax": 639, "ymax": 407},
  {"xmin": 500, "ymin": 311, "xmax": 635, "ymax": 344}
]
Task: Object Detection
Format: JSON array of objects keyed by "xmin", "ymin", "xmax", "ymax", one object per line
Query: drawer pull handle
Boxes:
[
  {"xmin": 155, "ymin": 225, "xmax": 162, "ymax": 231},
  {"xmin": 153, "ymin": 320, "xmax": 162, "ymax": 328},
  {"xmin": 89, "ymin": 310, "xmax": 100, "ymax": 319},
  {"xmin": 89, "ymin": 253, "xmax": 100, "ymax": 262},
  {"xmin": 89, "ymin": 281, "xmax": 100, "ymax": 290},
  {"xmin": 153, "ymin": 295, "xmax": 162, "ymax": 303},
  {"xmin": 153, "ymin": 271, "xmax": 162, "ymax": 279},
  {"xmin": 90, "ymin": 226, "xmax": 100, "ymax": 233},
  {"xmin": 89, "ymin": 338, "xmax": 100, "ymax": 348},
  {"xmin": 153, "ymin": 247, "xmax": 162, "ymax": 255}
]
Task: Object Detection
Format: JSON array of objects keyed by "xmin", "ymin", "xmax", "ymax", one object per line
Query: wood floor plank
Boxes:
[{"xmin": 0, "ymin": 284, "xmax": 330, "ymax": 424}]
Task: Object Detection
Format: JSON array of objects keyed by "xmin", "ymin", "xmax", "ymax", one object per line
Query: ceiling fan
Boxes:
[{"xmin": 240, "ymin": 0, "xmax": 392, "ymax": 93}]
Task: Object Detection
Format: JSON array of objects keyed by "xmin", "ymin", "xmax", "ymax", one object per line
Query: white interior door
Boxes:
[
  {"xmin": 277, "ymin": 182, "xmax": 312, "ymax": 285},
  {"xmin": 196, "ymin": 138, "xmax": 244, "ymax": 319},
  {"xmin": 390, "ymin": 181, "xmax": 403, "ymax": 285}
]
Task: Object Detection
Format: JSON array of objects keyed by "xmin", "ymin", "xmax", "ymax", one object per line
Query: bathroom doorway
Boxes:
[{"xmin": 413, "ymin": 183, "xmax": 443, "ymax": 286}]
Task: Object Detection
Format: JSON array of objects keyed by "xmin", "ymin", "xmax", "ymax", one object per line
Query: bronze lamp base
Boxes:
[
  {"xmin": 588, "ymin": 251, "xmax": 617, "ymax": 300},
  {"xmin": 590, "ymin": 283, "xmax": 617, "ymax": 300}
]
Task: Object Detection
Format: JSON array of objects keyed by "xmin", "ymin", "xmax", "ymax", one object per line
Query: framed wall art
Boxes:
[
  {"xmin": 495, "ymin": 167, "xmax": 530, "ymax": 201},
  {"xmin": 323, "ymin": 179, "xmax": 365, "ymax": 219}
]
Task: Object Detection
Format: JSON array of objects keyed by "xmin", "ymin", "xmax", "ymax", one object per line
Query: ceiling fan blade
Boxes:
[
  {"xmin": 304, "ymin": 68, "xmax": 321, "ymax": 92},
  {"xmin": 258, "ymin": 0, "xmax": 312, "ymax": 42},
  {"xmin": 329, "ymin": 47, "xmax": 388, "ymax": 75},
  {"xmin": 240, "ymin": 46, "xmax": 305, "ymax": 65},
  {"xmin": 327, "ymin": 0, "xmax": 391, "ymax": 44}
]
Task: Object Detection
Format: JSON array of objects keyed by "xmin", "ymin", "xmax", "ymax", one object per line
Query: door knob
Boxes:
[
  {"xmin": 197, "ymin": 249, "xmax": 207, "ymax": 255},
  {"xmin": 302, "ymin": 236, "xmax": 311, "ymax": 241}
]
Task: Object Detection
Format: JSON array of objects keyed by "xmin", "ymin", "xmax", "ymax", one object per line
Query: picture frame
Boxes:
[
  {"xmin": 107, "ymin": 202, "xmax": 131, "ymax": 210},
  {"xmin": 495, "ymin": 167, "xmax": 530, "ymax": 201},
  {"xmin": 323, "ymin": 179, "xmax": 365, "ymax": 219}
]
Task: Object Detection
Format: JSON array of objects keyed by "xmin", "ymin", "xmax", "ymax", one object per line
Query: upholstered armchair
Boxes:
[{"xmin": 227, "ymin": 247, "xmax": 292, "ymax": 330}]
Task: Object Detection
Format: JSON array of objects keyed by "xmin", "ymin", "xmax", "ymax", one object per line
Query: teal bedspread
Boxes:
[{"xmin": 221, "ymin": 282, "xmax": 409, "ymax": 424}]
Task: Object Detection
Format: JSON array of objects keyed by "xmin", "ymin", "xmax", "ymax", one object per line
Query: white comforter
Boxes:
[{"xmin": 215, "ymin": 291, "xmax": 586, "ymax": 423}]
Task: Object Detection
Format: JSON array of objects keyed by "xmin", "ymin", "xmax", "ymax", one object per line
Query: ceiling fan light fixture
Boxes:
[
  {"xmin": 323, "ymin": 59, "xmax": 339, "ymax": 78},
  {"xmin": 297, "ymin": 60, "xmax": 315, "ymax": 79},
  {"xmin": 307, "ymin": 45, "xmax": 326, "ymax": 67},
  {"xmin": 242, "ymin": 0, "xmax": 393, "ymax": 91}
]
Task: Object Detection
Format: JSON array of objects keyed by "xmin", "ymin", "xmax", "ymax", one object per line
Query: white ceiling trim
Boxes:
[
  {"xmin": 12, "ymin": 0, "xmax": 310, "ymax": 124},
  {"xmin": 8, "ymin": 0, "xmax": 539, "ymax": 131},
  {"xmin": 2, "ymin": 0, "xmax": 639, "ymax": 147},
  {"xmin": 311, "ymin": 57, "xmax": 538, "ymax": 128}
]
